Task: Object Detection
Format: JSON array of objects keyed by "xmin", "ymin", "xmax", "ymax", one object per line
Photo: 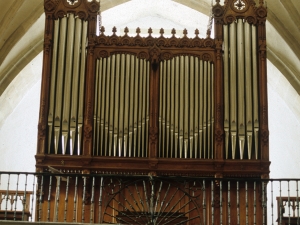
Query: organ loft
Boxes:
[{"xmin": 35, "ymin": 0, "xmax": 269, "ymax": 224}]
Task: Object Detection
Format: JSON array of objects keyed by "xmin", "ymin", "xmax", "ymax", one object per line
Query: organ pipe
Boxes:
[
  {"xmin": 159, "ymin": 56, "xmax": 214, "ymax": 159},
  {"xmin": 93, "ymin": 54, "xmax": 149, "ymax": 157},
  {"xmin": 47, "ymin": 14, "xmax": 88, "ymax": 155},
  {"xmin": 223, "ymin": 24, "xmax": 229, "ymax": 159},
  {"xmin": 224, "ymin": 19, "xmax": 260, "ymax": 160},
  {"xmin": 237, "ymin": 19, "xmax": 245, "ymax": 159},
  {"xmin": 252, "ymin": 25, "xmax": 259, "ymax": 160},
  {"xmin": 229, "ymin": 21, "xmax": 237, "ymax": 159}
]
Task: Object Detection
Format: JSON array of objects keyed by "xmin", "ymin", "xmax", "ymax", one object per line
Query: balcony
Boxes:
[{"xmin": 0, "ymin": 171, "xmax": 299, "ymax": 224}]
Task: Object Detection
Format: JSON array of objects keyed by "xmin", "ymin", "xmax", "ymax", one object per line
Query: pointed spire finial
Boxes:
[
  {"xmin": 112, "ymin": 26, "xmax": 117, "ymax": 34},
  {"xmin": 100, "ymin": 26, "xmax": 105, "ymax": 34},
  {"xmin": 171, "ymin": 28, "xmax": 176, "ymax": 37},
  {"xmin": 124, "ymin": 27, "xmax": 129, "ymax": 35},
  {"xmin": 160, "ymin": 28, "xmax": 164, "ymax": 37},
  {"xmin": 183, "ymin": 29, "xmax": 188, "ymax": 37},
  {"xmin": 195, "ymin": 29, "xmax": 199, "ymax": 37},
  {"xmin": 136, "ymin": 27, "xmax": 141, "ymax": 36},
  {"xmin": 148, "ymin": 27, "xmax": 153, "ymax": 36}
]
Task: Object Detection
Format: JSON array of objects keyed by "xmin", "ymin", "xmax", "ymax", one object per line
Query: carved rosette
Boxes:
[
  {"xmin": 213, "ymin": 3, "xmax": 224, "ymax": 17},
  {"xmin": 44, "ymin": 0, "xmax": 59, "ymax": 12}
]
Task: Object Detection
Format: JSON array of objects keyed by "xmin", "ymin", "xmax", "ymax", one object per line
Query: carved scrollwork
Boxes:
[
  {"xmin": 84, "ymin": 125, "xmax": 92, "ymax": 139},
  {"xmin": 161, "ymin": 52, "xmax": 173, "ymax": 61},
  {"xmin": 44, "ymin": 0, "xmax": 58, "ymax": 12},
  {"xmin": 215, "ymin": 129, "xmax": 224, "ymax": 143},
  {"xmin": 120, "ymin": 37, "xmax": 132, "ymax": 46},
  {"xmin": 87, "ymin": 1, "xmax": 99, "ymax": 13},
  {"xmin": 224, "ymin": 15, "xmax": 236, "ymax": 24},
  {"xmin": 157, "ymin": 38, "xmax": 166, "ymax": 46},
  {"xmin": 109, "ymin": 36, "xmax": 119, "ymax": 45},
  {"xmin": 149, "ymin": 45, "xmax": 161, "ymax": 61},
  {"xmin": 261, "ymin": 130, "xmax": 269, "ymax": 146},
  {"xmin": 138, "ymin": 51, "xmax": 149, "ymax": 60},
  {"xmin": 204, "ymin": 38, "xmax": 214, "ymax": 47},
  {"xmin": 246, "ymin": 16, "xmax": 256, "ymax": 24},
  {"xmin": 77, "ymin": 11, "xmax": 87, "ymax": 20},
  {"xmin": 38, "ymin": 123, "xmax": 47, "ymax": 137},
  {"xmin": 202, "ymin": 53, "xmax": 212, "ymax": 61},
  {"xmin": 256, "ymin": 5, "xmax": 267, "ymax": 18},
  {"xmin": 98, "ymin": 50, "xmax": 109, "ymax": 58},
  {"xmin": 212, "ymin": 4, "xmax": 224, "ymax": 17},
  {"xmin": 55, "ymin": 10, "xmax": 66, "ymax": 18},
  {"xmin": 191, "ymin": 38, "xmax": 202, "ymax": 47}
]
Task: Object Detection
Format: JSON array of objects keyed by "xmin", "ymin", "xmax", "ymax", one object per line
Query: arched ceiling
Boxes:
[{"xmin": 0, "ymin": 0, "xmax": 299, "ymax": 96}]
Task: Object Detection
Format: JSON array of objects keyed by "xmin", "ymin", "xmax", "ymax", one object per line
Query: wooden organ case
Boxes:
[{"xmin": 36, "ymin": 0, "xmax": 269, "ymax": 224}]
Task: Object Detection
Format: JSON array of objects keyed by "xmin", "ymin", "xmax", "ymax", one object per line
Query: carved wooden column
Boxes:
[
  {"xmin": 256, "ymin": 3, "xmax": 269, "ymax": 161},
  {"xmin": 82, "ymin": 4, "xmax": 99, "ymax": 156},
  {"xmin": 148, "ymin": 45, "xmax": 160, "ymax": 162},
  {"xmin": 37, "ymin": 7, "xmax": 54, "ymax": 155},
  {"xmin": 213, "ymin": 2, "xmax": 225, "ymax": 160}
]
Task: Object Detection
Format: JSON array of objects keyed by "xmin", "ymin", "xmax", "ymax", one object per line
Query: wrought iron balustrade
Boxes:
[{"xmin": 0, "ymin": 171, "xmax": 299, "ymax": 224}]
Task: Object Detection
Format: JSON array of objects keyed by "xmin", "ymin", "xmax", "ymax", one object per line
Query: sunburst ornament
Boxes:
[
  {"xmin": 234, "ymin": 0, "xmax": 246, "ymax": 10},
  {"xmin": 67, "ymin": 0, "xmax": 79, "ymax": 5}
]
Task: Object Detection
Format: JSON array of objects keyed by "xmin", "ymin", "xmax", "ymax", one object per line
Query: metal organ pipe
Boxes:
[
  {"xmin": 229, "ymin": 21, "xmax": 237, "ymax": 159},
  {"xmin": 223, "ymin": 25, "xmax": 229, "ymax": 159},
  {"xmin": 94, "ymin": 54, "xmax": 149, "ymax": 157},
  {"xmin": 224, "ymin": 19, "xmax": 260, "ymax": 160},
  {"xmin": 47, "ymin": 14, "xmax": 88, "ymax": 155},
  {"xmin": 252, "ymin": 26, "xmax": 259, "ymax": 160},
  {"xmin": 237, "ymin": 19, "xmax": 245, "ymax": 159},
  {"xmin": 159, "ymin": 56, "xmax": 214, "ymax": 159}
]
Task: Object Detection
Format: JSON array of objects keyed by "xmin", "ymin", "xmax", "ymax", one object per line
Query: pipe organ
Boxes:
[{"xmin": 36, "ymin": 0, "xmax": 269, "ymax": 223}]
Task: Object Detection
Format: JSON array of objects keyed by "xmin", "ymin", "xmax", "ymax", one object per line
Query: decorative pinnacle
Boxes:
[
  {"xmin": 183, "ymin": 28, "xmax": 188, "ymax": 37},
  {"xmin": 160, "ymin": 28, "xmax": 164, "ymax": 37},
  {"xmin": 112, "ymin": 26, "xmax": 117, "ymax": 34},
  {"xmin": 136, "ymin": 27, "xmax": 141, "ymax": 35},
  {"xmin": 124, "ymin": 27, "xmax": 129, "ymax": 35},
  {"xmin": 148, "ymin": 27, "xmax": 153, "ymax": 36},
  {"xmin": 171, "ymin": 28, "xmax": 176, "ymax": 37},
  {"xmin": 100, "ymin": 26, "xmax": 105, "ymax": 34},
  {"xmin": 195, "ymin": 29, "xmax": 199, "ymax": 37}
]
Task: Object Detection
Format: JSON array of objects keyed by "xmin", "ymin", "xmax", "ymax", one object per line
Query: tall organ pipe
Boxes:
[
  {"xmin": 224, "ymin": 20, "xmax": 260, "ymax": 160},
  {"xmin": 94, "ymin": 54, "xmax": 149, "ymax": 157},
  {"xmin": 223, "ymin": 25, "xmax": 230, "ymax": 159},
  {"xmin": 159, "ymin": 56, "xmax": 214, "ymax": 159},
  {"xmin": 245, "ymin": 22, "xmax": 253, "ymax": 159},
  {"xmin": 229, "ymin": 21, "xmax": 237, "ymax": 159},
  {"xmin": 237, "ymin": 19, "xmax": 245, "ymax": 159},
  {"xmin": 54, "ymin": 16, "xmax": 67, "ymax": 154},
  {"xmin": 48, "ymin": 19, "xmax": 60, "ymax": 154},
  {"xmin": 62, "ymin": 13, "xmax": 75, "ymax": 155},
  {"xmin": 70, "ymin": 17, "xmax": 83, "ymax": 155},
  {"xmin": 252, "ymin": 25, "xmax": 259, "ymax": 160},
  {"xmin": 47, "ymin": 15, "xmax": 87, "ymax": 155}
]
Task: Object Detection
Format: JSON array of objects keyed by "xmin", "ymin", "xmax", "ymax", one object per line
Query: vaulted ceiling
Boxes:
[{"xmin": 0, "ymin": 0, "xmax": 299, "ymax": 96}]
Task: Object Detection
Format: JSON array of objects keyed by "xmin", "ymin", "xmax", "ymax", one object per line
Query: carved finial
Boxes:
[
  {"xmin": 148, "ymin": 27, "xmax": 153, "ymax": 36},
  {"xmin": 206, "ymin": 29, "xmax": 211, "ymax": 38},
  {"xmin": 216, "ymin": 0, "xmax": 220, "ymax": 3},
  {"xmin": 195, "ymin": 29, "xmax": 199, "ymax": 37},
  {"xmin": 171, "ymin": 28, "xmax": 176, "ymax": 37},
  {"xmin": 183, "ymin": 28, "xmax": 188, "ymax": 37},
  {"xmin": 100, "ymin": 26, "xmax": 105, "ymax": 34},
  {"xmin": 112, "ymin": 26, "xmax": 117, "ymax": 34},
  {"xmin": 124, "ymin": 27, "xmax": 129, "ymax": 35},
  {"xmin": 160, "ymin": 28, "xmax": 164, "ymax": 37},
  {"xmin": 136, "ymin": 27, "xmax": 141, "ymax": 36}
]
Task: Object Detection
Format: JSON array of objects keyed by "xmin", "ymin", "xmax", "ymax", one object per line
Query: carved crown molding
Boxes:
[{"xmin": 44, "ymin": 0, "xmax": 99, "ymax": 19}]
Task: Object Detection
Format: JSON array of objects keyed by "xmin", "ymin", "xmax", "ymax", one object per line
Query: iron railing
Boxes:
[{"xmin": 0, "ymin": 171, "xmax": 299, "ymax": 224}]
